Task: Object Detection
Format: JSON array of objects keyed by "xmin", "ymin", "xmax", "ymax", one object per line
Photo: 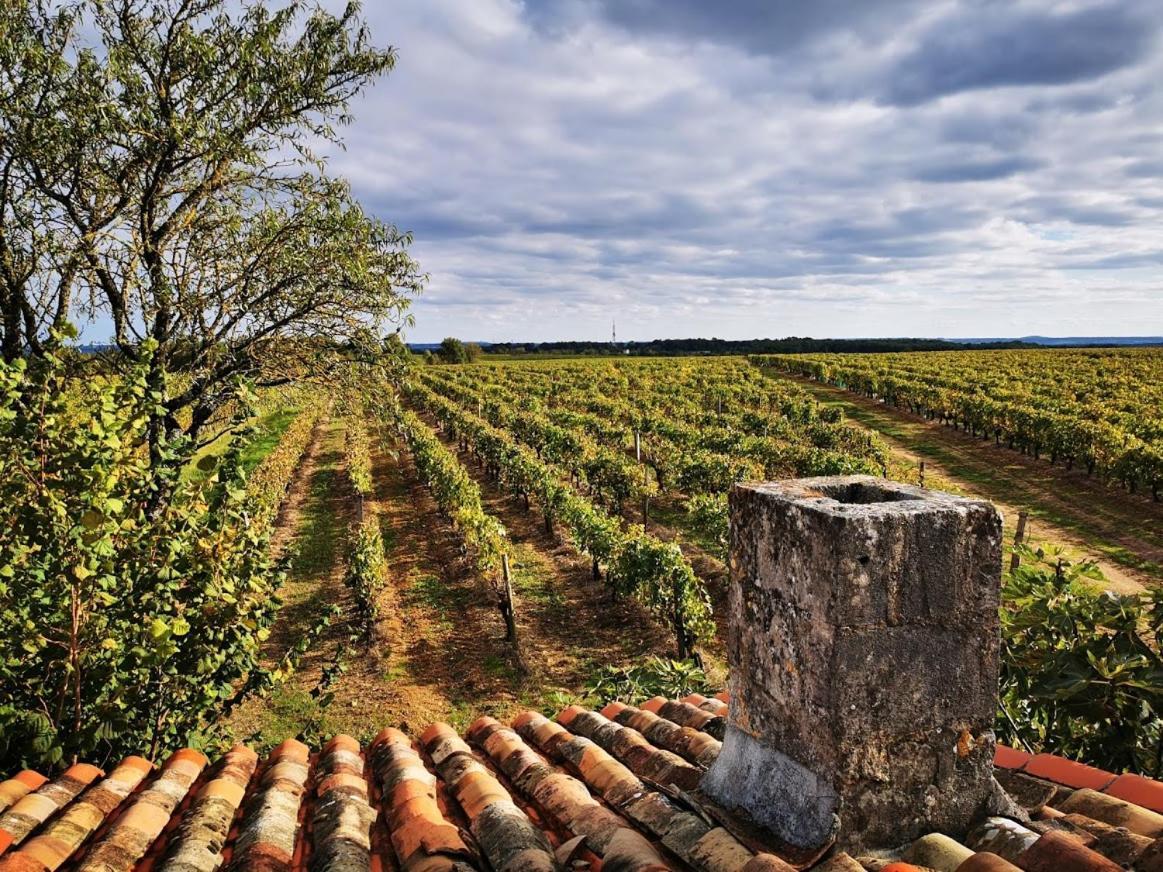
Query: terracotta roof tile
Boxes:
[
  {"xmin": 681, "ymin": 695, "xmax": 728, "ymax": 718},
  {"xmin": 901, "ymin": 833, "xmax": 973, "ymax": 872},
  {"xmin": 953, "ymin": 853, "xmax": 1022, "ymax": 872},
  {"xmin": 466, "ymin": 717, "xmax": 667, "ymax": 871},
  {"xmin": 157, "ymin": 744, "xmax": 259, "ymax": 871},
  {"xmin": 1057, "ymin": 787, "xmax": 1163, "ymax": 838},
  {"xmin": 992, "ymin": 746, "xmax": 1030, "ymax": 771},
  {"xmin": 0, "ymin": 776, "xmax": 48, "ymax": 817},
  {"xmin": 1135, "ymin": 836, "xmax": 1163, "ymax": 871},
  {"xmin": 992, "ymin": 771, "xmax": 1057, "ymax": 814},
  {"xmin": 1022, "ymin": 756, "xmax": 1116, "ymax": 792},
  {"xmin": 1014, "ymin": 829, "xmax": 1123, "ymax": 872},
  {"xmin": 0, "ymin": 765, "xmax": 105, "ymax": 854},
  {"xmin": 419, "ymin": 723, "xmax": 557, "ymax": 872},
  {"xmin": 224, "ymin": 739, "xmax": 309, "ymax": 870},
  {"xmin": 368, "ymin": 727, "xmax": 477, "ymax": 871},
  {"xmin": 600, "ymin": 703, "xmax": 721, "ymax": 769},
  {"xmin": 4, "ymin": 691, "xmax": 1163, "ymax": 872},
  {"xmin": 76, "ymin": 750, "xmax": 207, "ymax": 872},
  {"xmin": 1, "ymin": 757, "xmax": 152, "ymax": 872},
  {"xmin": 310, "ymin": 735, "xmax": 375, "ymax": 871},
  {"xmin": 556, "ymin": 707, "xmax": 703, "ymax": 792},
  {"xmin": 1058, "ymin": 812, "xmax": 1153, "ymax": 866},
  {"xmin": 1103, "ymin": 772, "xmax": 1163, "ymax": 814},
  {"xmin": 965, "ymin": 817, "xmax": 1041, "ymax": 864},
  {"xmin": 639, "ymin": 698, "xmax": 725, "ymax": 741},
  {"xmin": 512, "ymin": 710, "xmax": 794, "ymax": 872}
]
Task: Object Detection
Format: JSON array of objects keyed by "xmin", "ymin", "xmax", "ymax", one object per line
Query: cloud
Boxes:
[
  {"xmin": 310, "ymin": 0, "xmax": 1163, "ymax": 341},
  {"xmin": 912, "ymin": 156, "xmax": 1043, "ymax": 183},
  {"xmin": 525, "ymin": 0, "xmax": 927, "ymax": 57},
  {"xmin": 878, "ymin": 4, "xmax": 1157, "ymax": 106}
]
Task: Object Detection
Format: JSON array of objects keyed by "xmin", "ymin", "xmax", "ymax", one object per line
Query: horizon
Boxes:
[{"xmin": 404, "ymin": 333, "xmax": 1163, "ymax": 345}]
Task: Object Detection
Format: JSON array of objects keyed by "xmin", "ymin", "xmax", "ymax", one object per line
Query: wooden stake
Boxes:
[
  {"xmin": 635, "ymin": 429, "xmax": 641, "ymax": 462},
  {"xmin": 919, "ymin": 461, "xmax": 926, "ymax": 488},
  {"xmin": 500, "ymin": 554, "xmax": 529, "ymax": 673},
  {"xmin": 1009, "ymin": 511, "xmax": 1028, "ymax": 573},
  {"xmin": 642, "ymin": 464, "xmax": 650, "ymax": 527}
]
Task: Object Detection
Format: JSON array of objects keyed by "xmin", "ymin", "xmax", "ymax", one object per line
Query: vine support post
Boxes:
[
  {"xmin": 500, "ymin": 554, "xmax": 528, "ymax": 674},
  {"xmin": 918, "ymin": 461, "xmax": 925, "ymax": 488},
  {"xmin": 1010, "ymin": 511, "xmax": 1028, "ymax": 574},
  {"xmin": 673, "ymin": 575, "xmax": 690, "ymax": 660},
  {"xmin": 635, "ymin": 429, "xmax": 641, "ymax": 462},
  {"xmin": 642, "ymin": 464, "xmax": 651, "ymax": 526}
]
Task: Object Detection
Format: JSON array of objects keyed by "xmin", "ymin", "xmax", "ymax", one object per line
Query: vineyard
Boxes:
[
  {"xmin": 755, "ymin": 348, "xmax": 1163, "ymax": 501},
  {"xmin": 3, "ymin": 347, "xmax": 1161, "ymax": 779},
  {"xmin": 401, "ymin": 358, "xmax": 891, "ymax": 652}
]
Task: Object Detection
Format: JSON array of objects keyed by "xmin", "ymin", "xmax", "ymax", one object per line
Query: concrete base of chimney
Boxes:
[{"xmin": 704, "ymin": 476, "xmax": 1002, "ymax": 853}]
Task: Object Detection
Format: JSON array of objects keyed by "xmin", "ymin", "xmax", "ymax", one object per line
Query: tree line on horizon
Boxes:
[{"xmin": 469, "ymin": 336, "xmax": 1041, "ymax": 356}]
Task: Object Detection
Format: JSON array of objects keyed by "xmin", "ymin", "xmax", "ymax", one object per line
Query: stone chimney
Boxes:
[{"xmin": 702, "ymin": 476, "xmax": 1002, "ymax": 853}]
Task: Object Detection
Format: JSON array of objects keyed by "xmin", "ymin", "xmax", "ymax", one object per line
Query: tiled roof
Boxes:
[{"xmin": 1, "ymin": 694, "xmax": 1161, "ymax": 872}]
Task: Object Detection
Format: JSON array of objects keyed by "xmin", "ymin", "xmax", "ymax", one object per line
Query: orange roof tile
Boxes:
[
  {"xmin": 1103, "ymin": 772, "xmax": 1163, "ymax": 814},
  {"xmin": 993, "ymin": 746, "xmax": 1031, "ymax": 771},
  {"xmin": 0, "ymin": 775, "xmax": 48, "ymax": 817},
  {"xmin": 1021, "ymin": 756, "xmax": 1115, "ymax": 792}
]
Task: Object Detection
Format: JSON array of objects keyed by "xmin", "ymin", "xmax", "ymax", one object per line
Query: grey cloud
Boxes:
[
  {"xmin": 523, "ymin": 0, "xmax": 926, "ymax": 56},
  {"xmin": 1014, "ymin": 195, "xmax": 1139, "ymax": 227},
  {"xmin": 1062, "ymin": 250, "xmax": 1163, "ymax": 270},
  {"xmin": 1126, "ymin": 159, "xmax": 1163, "ymax": 177},
  {"xmin": 881, "ymin": 4, "xmax": 1157, "ymax": 106},
  {"xmin": 912, "ymin": 156, "xmax": 1043, "ymax": 183},
  {"xmin": 938, "ymin": 112, "xmax": 1037, "ymax": 150}
]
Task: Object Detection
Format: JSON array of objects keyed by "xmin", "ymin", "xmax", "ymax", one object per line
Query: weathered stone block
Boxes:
[{"xmin": 702, "ymin": 476, "xmax": 1002, "ymax": 852}]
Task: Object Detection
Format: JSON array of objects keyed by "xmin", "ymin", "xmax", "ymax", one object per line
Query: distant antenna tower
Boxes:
[{"xmin": 612, "ymin": 319, "xmax": 616, "ymax": 345}]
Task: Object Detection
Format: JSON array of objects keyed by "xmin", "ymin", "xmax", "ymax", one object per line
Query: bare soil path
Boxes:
[
  {"xmin": 767, "ymin": 371, "xmax": 1163, "ymax": 594},
  {"xmin": 226, "ymin": 414, "xmax": 360, "ymax": 744}
]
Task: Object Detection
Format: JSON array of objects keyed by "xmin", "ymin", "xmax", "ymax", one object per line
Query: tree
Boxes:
[
  {"xmin": 1, "ymin": 0, "xmax": 423, "ymax": 453},
  {"xmin": 438, "ymin": 336, "xmax": 468, "ymax": 364},
  {"xmin": 0, "ymin": 2, "xmax": 82, "ymax": 361},
  {"xmin": 0, "ymin": 343, "xmax": 292, "ymax": 768}
]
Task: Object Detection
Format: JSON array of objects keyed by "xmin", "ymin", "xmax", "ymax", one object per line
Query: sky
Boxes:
[{"xmin": 321, "ymin": 2, "xmax": 1160, "ymax": 340}]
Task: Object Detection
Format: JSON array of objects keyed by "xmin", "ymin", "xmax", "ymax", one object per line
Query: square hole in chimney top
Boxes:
[{"xmin": 812, "ymin": 481, "xmax": 916, "ymax": 504}]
